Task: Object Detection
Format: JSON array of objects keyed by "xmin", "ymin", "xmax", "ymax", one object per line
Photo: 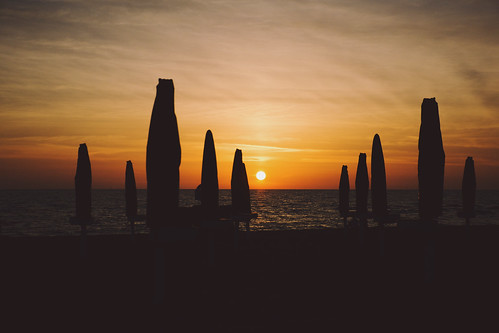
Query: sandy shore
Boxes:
[{"xmin": 2, "ymin": 225, "xmax": 499, "ymax": 331}]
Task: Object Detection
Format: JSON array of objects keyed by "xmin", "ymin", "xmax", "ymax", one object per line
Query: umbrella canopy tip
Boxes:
[
  {"xmin": 158, "ymin": 78, "xmax": 173, "ymax": 83},
  {"xmin": 157, "ymin": 78, "xmax": 174, "ymax": 91}
]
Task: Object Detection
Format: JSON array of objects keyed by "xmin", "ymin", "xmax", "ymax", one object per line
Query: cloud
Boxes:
[
  {"xmin": 460, "ymin": 68, "xmax": 499, "ymax": 112},
  {"xmin": 217, "ymin": 143, "xmax": 322, "ymax": 154}
]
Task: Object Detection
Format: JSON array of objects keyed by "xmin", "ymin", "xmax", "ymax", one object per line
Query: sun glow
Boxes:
[{"xmin": 256, "ymin": 171, "xmax": 266, "ymax": 181}]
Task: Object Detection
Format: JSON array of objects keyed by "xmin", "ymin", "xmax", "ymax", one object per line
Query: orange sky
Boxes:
[{"xmin": 1, "ymin": 0, "xmax": 498, "ymax": 189}]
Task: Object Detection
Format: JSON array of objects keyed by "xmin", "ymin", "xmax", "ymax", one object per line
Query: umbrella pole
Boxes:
[
  {"xmin": 80, "ymin": 223, "xmax": 87, "ymax": 259},
  {"xmin": 129, "ymin": 216, "xmax": 135, "ymax": 244},
  {"xmin": 153, "ymin": 230, "xmax": 166, "ymax": 305},
  {"xmin": 465, "ymin": 217, "xmax": 470, "ymax": 244},
  {"xmin": 233, "ymin": 220, "xmax": 240, "ymax": 253},
  {"xmin": 379, "ymin": 222, "xmax": 384, "ymax": 258},
  {"xmin": 424, "ymin": 220, "xmax": 435, "ymax": 283},
  {"xmin": 358, "ymin": 217, "xmax": 366, "ymax": 249}
]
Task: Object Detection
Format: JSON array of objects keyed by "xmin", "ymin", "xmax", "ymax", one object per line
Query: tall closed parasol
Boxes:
[
  {"xmin": 371, "ymin": 134, "xmax": 387, "ymax": 223},
  {"xmin": 146, "ymin": 79, "xmax": 181, "ymax": 229},
  {"xmin": 462, "ymin": 156, "xmax": 476, "ymax": 221},
  {"xmin": 418, "ymin": 97, "xmax": 445, "ymax": 221},
  {"xmin": 73, "ymin": 143, "xmax": 92, "ymax": 258},
  {"xmin": 201, "ymin": 130, "xmax": 219, "ymax": 217},
  {"xmin": 75, "ymin": 143, "xmax": 91, "ymax": 220},
  {"xmin": 339, "ymin": 165, "xmax": 350, "ymax": 219},
  {"xmin": 355, "ymin": 153, "xmax": 369, "ymax": 217},
  {"xmin": 125, "ymin": 160, "xmax": 137, "ymax": 219},
  {"xmin": 126, "ymin": 160, "xmax": 138, "ymax": 239},
  {"xmin": 231, "ymin": 149, "xmax": 251, "ymax": 215}
]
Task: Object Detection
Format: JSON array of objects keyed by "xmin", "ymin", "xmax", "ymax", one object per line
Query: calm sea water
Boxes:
[{"xmin": 0, "ymin": 189, "xmax": 498, "ymax": 236}]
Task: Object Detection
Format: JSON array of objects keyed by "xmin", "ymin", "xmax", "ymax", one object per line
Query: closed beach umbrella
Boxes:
[
  {"xmin": 75, "ymin": 143, "xmax": 91, "ymax": 220},
  {"xmin": 339, "ymin": 165, "xmax": 349, "ymax": 218},
  {"xmin": 418, "ymin": 98, "xmax": 445, "ymax": 221},
  {"xmin": 240, "ymin": 164, "xmax": 250, "ymax": 212},
  {"xmin": 355, "ymin": 153, "xmax": 369, "ymax": 216},
  {"xmin": 201, "ymin": 130, "xmax": 219, "ymax": 216},
  {"xmin": 125, "ymin": 160, "xmax": 137, "ymax": 219},
  {"xmin": 462, "ymin": 157, "xmax": 476, "ymax": 219},
  {"xmin": 371, "ymin": 134, "xmax": 387, "ymax": 222},
  {"xmin": 146, "ymin": 78, "xmax": 181, "ymax": 229},
  {"xmin": 231, "ymin": 149, "xmax": 251, "ymax": 214}
]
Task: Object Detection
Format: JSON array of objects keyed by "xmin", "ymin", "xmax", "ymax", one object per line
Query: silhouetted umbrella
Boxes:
[
  {"xmin": 146, "ymin": 78, "xmax": 181, "ymax": 229},
  {"xmin": 75, "ymin": 143, "xmax": 91, "ymax": 220},
  {"xmin": 339, "ymin": 165, "xmax": 349, "ymax": 219},
  {"xmin": 418, "ymin": 98, "xmax": 445, "ymax": 221},
  {"xmin": 126, "ymin": 160, "xmax": 138, "ymax": 239},
  {"xmin": 355, "ymin": 153, "xmax": 369, "ymax": 217},
  {"xmin": 462, "ymin": 156, "xmax": 476, "ymax": 221},
  {"xmin": 126, "ymin": 160, "xmax": 137, "ymax": 219},
  {"xmin": 418, "ymin": 98, "xmax": 444, "ymax": 283},
  {"xmin": 371, "ymin": 134, "xmax": 387, "ymax": 222},
  {"xmin": 72, "ymin": 143, "xmax": 92, "ymax": 259},
  {"xmin": 201, "ymin": 130, "xmax": 219, "ymax": 217},
  {"xmin": 231, "ymin": 149, "xmax": 251, "ymax": 215}
]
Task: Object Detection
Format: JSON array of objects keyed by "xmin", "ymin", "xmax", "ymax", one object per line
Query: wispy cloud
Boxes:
[{"xmin": 218, "ymin": 143, "xmax": 320, "ymax": 153}]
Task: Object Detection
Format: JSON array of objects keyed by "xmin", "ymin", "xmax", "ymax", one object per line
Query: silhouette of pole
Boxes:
[
  {"xmin": 201, "ymin": 130, "xmax": 219, "ymax": 218},
  {"xmin": 462, "ymin": 157, "xmax": 476, "ymax": 225},
  {"xmin": 125, "ymin": 160, "xmax": 138, "ymax": 241},
  {"xmin": 371, "ymin": 134, "xmax": 387, "ymax": 223},
  {"xmin": 231, "ymin": 149, "xmax": 251, "ymax": 215},
  {"xmin": 75, "ymin": 143, "xmax": 91, "ymax": 259},
  {"xmin": 339, "ymin": 165, "xmax": 349, "ymax": 228},
  {"xmin": 418, "ymin": 97, "xmax": 445, "ymax": 222},
  {"xmin": 418, "ymin": 97, "xmax": 444, "ymax": 283},
  {"xmin": 146, "ymin": 78, "xmax": 181, "ymax": 229},
  {"xmin": 355, "ymin": 153, "xmax": 369, "ymax": 219}
]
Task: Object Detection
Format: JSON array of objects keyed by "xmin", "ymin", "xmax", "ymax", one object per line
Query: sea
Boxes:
[{"xmin": 0, "ymin": 189, "xmax": 498, "ymax": 237}]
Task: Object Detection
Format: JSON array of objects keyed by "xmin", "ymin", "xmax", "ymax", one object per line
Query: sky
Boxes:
[{"xmin": 1, "ymin": 0, "xmax": 498, "ymax": 189}]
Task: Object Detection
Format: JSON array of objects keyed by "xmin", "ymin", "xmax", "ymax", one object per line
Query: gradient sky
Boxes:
[{"xmin": 1, "ymin": 0, "xmax": 498, "ymax": 189}]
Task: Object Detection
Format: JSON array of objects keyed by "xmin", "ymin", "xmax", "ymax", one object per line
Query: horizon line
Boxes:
[{"xmin": 1, "ymin": 188, "xmax": 496, "ymax": 191}]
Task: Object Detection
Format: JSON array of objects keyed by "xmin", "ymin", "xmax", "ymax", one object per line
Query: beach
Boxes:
[{"xmin": 2, "ymin": 225, "xmax": 499, "ymax": 331}]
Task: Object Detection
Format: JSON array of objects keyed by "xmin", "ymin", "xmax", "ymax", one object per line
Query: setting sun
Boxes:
[{"xmin": 256, "ymin": 171, "xmax": 266, "ymax": 181}]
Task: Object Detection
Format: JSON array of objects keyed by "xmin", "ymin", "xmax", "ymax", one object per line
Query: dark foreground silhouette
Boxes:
[{"xmin": 2, "ymin": 226, "xmax": 499, "ymax": 331}]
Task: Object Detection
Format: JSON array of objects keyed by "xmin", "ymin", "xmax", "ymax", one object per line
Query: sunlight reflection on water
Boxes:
[{"xmin": 0, "ymin": 189, "xmax": 498, "ymax": 236}]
